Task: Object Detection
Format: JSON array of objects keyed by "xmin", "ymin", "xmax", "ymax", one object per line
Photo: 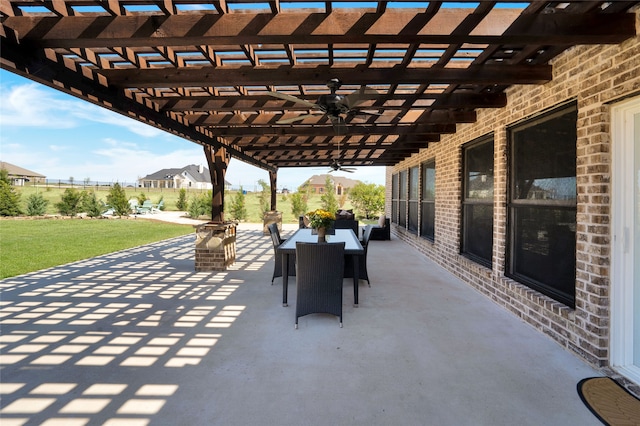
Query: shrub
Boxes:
[
  {"xmin": 137, "ymin": 192, "xmax": 148, "ymax": 205},
  {"xmin": 25, "ymin": 193, "xmax": 49, "ymax": 216},
  {"xmin": 320, "ymin": 176, "xmax": 338, "ymax": 213},
  {"xmin": 348, "ymin": 182, "xmax": 385, "ymax": 219},
  {"xmin": 188, "ymin": 191, "xmax": 212, "ymax": 219},
  {"xmin": 82, "ymin": 191, "xmax": 105, "ymax": 218},
  {"xmin": 289, "ymin": 192, "xmax": 307, "ymax": 219},
  {"xmin": 0, "ymin": 169, "xmax": 22, "ymax": 216},
  {"xmin": 176, "ymin": 188, "xmax": 188, "ymax": 210},
  {"xmin": 229, "ymin": 187, "xmax": 247, "ymax": 221},
  {"xmin": 106, "ymin": 183, "xmax": 130, "ymax": 216},
  {"xmin": 55, "ymin": 188, "xmax": 85, "ymax": 216},
  {"xmin": 257, "ymin": 179, "xmax": 271, "ymax": 214}
]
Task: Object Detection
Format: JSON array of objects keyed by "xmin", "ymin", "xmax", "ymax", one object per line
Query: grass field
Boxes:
[
  {"xmin": 0, "ymin": 219, "xmax": 194, "ymax": 279},
  {"xmin": 15, "ymin": 185, "xmax": 355, "ymax": 224}
]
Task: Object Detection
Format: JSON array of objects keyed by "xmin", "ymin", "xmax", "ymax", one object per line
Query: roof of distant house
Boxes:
[
  {"xmin": 0, "ymin": 161, "xmax": 46, "ymax": 178},
  {"xmin": 141, "ymin": 165, "xmax": 211, "ymax": 183},
  {"xmin": 140, "ymin": 165, "xmax": 231, "ymax": 186},
  {"xmin": 306, "ymin": 174, "xmax": 360, "ymax": 187}
]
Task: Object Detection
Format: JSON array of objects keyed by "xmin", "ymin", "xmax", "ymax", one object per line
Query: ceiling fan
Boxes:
[
  {"xmin": 326, "ymin": 139, "xmax": 356, "ymax": 173},
  {"xmin": 267, "ymin": 78, "xmax": 379, "ymax": 135},
  {"xmin": 328, "ymin": 159, "xmax": 356, "ymax": 173}
]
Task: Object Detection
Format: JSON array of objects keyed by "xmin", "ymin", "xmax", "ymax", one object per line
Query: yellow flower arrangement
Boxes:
[{"xmin": 306, "ymin": 209, "xmax": 336, "ymax": 229}]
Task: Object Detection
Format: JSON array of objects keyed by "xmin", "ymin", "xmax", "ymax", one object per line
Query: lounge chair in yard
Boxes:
[{"xmin": 136, "ymin": 200, "xmax": 154, "ymax": 214}]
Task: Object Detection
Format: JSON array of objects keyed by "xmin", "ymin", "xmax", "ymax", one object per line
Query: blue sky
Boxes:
[{"xmin": 0, "ymin": 69, "xmax": 386, "ymax": 191}]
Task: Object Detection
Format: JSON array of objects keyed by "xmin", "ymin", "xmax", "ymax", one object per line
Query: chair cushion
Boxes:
[
  {"xmin": 378, "ymin": 214, "xmax": 386, "ymax": 228},
  {"xmin": 336, "ymin": 209, "xmax": 355, "ymax": 220}
]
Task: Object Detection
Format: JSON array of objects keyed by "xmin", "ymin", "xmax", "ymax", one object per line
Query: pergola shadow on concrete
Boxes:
[{"xmin": 0, "ymin": 226, "xmax": 600, "ymax": 425}]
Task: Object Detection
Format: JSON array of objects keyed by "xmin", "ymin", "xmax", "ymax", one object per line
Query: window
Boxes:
[
  {"xmin": 462, "ymin": 137, "xmax": 494, "ymax": 267},
  {"xmin": 408, "ymin": 166, "xmax": 419, "ymax": 234},
  {"xmin": 507, "ymin": 103, "xmax": 577, "ymax": 308},
  {"xmin": 391, "ymin": 173, "xmax": 399, "ymax": 224},
  {"xmin": 398, "ymin": 170, "xmax": 407, "ymax": 228},
  {"xmin": 421, "ymin": 160, "xmax": 435, "ymax": 241}
]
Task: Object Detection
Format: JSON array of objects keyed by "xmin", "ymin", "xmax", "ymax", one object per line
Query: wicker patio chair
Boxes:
[
  {"xmin": 268, "ymin": 223, "xmax": 295, "ymax": 285},
  {"xmin": 343, "ymin": 224, "xmax": 373, "ymax": 287},
  {"xmin": 295, "ymin": 241, "xmax": 346, "ymax": 328}
]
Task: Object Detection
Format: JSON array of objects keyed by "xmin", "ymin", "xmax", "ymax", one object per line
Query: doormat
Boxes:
[{"xmin": 577, "ymin": 377, "xmax": 640, "ymax": 425}]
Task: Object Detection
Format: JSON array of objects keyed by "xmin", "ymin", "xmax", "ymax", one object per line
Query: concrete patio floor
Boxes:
[{"xmin": 0, "ymin": 222, "xmax": 602, "ymax": 425}]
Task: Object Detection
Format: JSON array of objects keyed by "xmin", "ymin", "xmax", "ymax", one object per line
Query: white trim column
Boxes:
[{"xmin": 611, "ymin": 95, "xmax": 640, "ymax": 384}]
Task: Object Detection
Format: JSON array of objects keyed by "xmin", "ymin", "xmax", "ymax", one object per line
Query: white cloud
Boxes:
[
  {"xmin": 0, "ymin": 83, "xmax": 78, "ymax": 128},
  {"xmin": 0, "ymin": 82, "xmax": 163, "ymax": 137}
]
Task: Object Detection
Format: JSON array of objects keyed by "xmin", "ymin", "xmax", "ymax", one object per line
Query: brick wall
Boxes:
[{"xmin": 386, "ymin": 12, "xmax": 639, "ymax": 370}]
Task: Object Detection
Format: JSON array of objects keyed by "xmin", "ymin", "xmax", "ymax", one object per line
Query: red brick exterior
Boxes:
[{"xmin": 386, "ymin": 12, "xmax": 639, "ymax": 374}]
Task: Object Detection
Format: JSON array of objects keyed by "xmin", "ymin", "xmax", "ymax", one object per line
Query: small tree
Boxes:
[
  {"xmin": 338, "ymin": 190, "xmax": 349, "ymax": 208},
  {"xmin": 229, "ymin": 187, "xmax": 247, "ymax": 221},
  {"xmin": 25, "ymin": 193, "xmax": 49, "ymax": 216},
  {"xmin": 297, "ymin": 181, "xmax": 312, "ymax": 203},
  {"xmin": 290, "ymin": 191, "xmax": 307, "ymax": 219},
  {"xmin": 0, "ymin": 169, "xmax": 22, "ymax": 216},
  {"xmin": 320, "ymin": 176, "xmax": 338, "ymax": 213},
  {"xmin": 257, "ymin": 179, "xmax": 270, "ymax": 214},
  {"xmin": 348, "ymin": 182, "xmax": 385, "ymax": 219},
  {"xmin": 106, "ymin": 183, "xmax": 130, "ymax": 216},
  {"xmin": 55, "ymin": 188, "xmax": 85, "ymax": 216},
  {"xmin": 82, "ymin": 191, "xmax": 104, "ymax": 218},
  {"xmin": 188, "ymin": 191, "xmax": 212, "ymax": 219},
  {"xmin": 176, "ymin": 188, "xmax": 188, "ymax": 210}
]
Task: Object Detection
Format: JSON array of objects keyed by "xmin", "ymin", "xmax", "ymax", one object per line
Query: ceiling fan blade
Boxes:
[
  {"xmin": 266, "ymin": 91, "xmax": 319, "ymax": 109},
  {"xmin": 348, "ymin": 110, "xmax": 383, "ymax": 119},
  {"xmin": 276, "ymin": 114, "xmax": 319, "ymax": 124},
  {"xmin": 344, "ymin": 86, "xmax": 378, "ymax": 109},
  {"xmin": 341, "ymin": 168, "xmax": 355, "ymax": 173}
]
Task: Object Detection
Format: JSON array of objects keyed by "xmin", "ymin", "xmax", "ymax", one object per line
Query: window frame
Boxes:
[
  {"xmin": 461, "ymin": 136, "xmax": 494, "ymax": 267},
  {"xmin": 408, "ymin": 166, "xmax": 420, "ymax": 234},
  {"xmin": 506, "ymin": 102, "xmax": 578, "ymax": 308},
  {"xmin": 391, "ymin": 173, "xmax": 399, "ymax": 224},
  {"xmin": 398, "ymin": 170, "xmax": 408, "ymax": 228},
  {"xmin": 420, "ymin": 159, "xmax": 436, "ymax": 241}
]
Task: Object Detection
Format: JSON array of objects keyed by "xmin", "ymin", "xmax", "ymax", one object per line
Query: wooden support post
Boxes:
[
  {"xmin": 269, "ymin": 170, "xmax": 277, "ymax": 212},
  {"xmin": 204, "ymin": 145, "xmax": 229, "ymax": 223}
]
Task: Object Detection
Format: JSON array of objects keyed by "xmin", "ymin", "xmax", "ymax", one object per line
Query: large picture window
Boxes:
[
  {"xmin": 507, "ymin": 102, "xmax": 577, "ymax": 308},
  {"xmin": 421, "ymin": 160, "xmax": 435, "ymax": 241},
  {"xmin": 462, "ymin": 137, "xmax": 494, "ymax": 267},
  {"xmin": 408, "ymin": 166, "xmax": 419, "ymax": 234}
]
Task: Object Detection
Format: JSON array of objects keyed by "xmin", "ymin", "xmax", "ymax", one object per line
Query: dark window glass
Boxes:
[
  {"xmin": 421, "ymin": 160, "xmax": 435, "ymax": 241},
  {"xmin": 462, "ymin": 138, "xmax": 494, "ymax": 266},
  {"xmin": 508, "ymin": 103, "xmax": 577, "ymax": 308},
  {"xmin": 399, "ymin": 170, "xmax": 407, "ymax": 228},
  {"xmin": 408, "ymin": 166, "xmax": 419, "ymax": 233}
]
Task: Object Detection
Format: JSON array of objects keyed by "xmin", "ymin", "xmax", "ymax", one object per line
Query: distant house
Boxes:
[
  {"xmin": 139, "ymin": 164, "xmax": 230, "ymax": 190},
  {"xmin": 305, "ymin": 174, "xmax": 360, "ymax": 196},
  {"xmin": 0, "ymin": 161, "xmax": 46, "ymax": 186}
]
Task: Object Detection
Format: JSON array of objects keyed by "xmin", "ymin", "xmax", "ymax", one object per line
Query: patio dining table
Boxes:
[{"xmin": 276, "ymin": 228, "xmax": 364, "ymax": 307}]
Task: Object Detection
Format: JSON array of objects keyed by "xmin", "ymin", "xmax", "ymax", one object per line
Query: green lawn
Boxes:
[{"xmin": 0, "ymin": 219, "xmax": 194, "ymax": 279}]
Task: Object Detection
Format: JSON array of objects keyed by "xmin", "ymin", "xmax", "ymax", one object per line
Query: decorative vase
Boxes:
[{"xmin": 316, "ymin": 227, "xmax": 327, "ymax": 243}]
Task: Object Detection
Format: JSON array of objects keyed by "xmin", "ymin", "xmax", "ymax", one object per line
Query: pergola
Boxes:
[{"xmin": 1, "ymin": 0, "xmax": 638, "ymax": 221}]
